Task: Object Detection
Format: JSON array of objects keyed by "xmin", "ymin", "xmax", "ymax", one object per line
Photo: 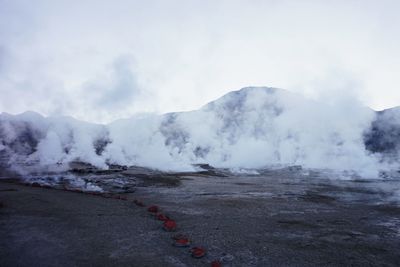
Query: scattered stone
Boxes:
[
  {"xmin": 191, "ymin": 247, "xmax": 206, "ymax": 258},
  {"xmin": 211, "ymin": 260, "xmax": 222, "ymax": 267},
  {"xmin": 163, "ymin": 219, "xmax": 177, "ymax": 231},
  {"xmin": 156, "ymin": 213, "xmax": 169, "ymax": 221},
  {"xmin": 147, "ymin": 205, "xmax": 159, "ymax": 213},
  {"xmin": 173, "ymin": 237, "xmax": 190, "ymax": 247}
]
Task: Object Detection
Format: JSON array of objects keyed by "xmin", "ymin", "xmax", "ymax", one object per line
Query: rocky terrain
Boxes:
[{"xmin": 1, "ymin": 165, "xmax": 400, "ymax": 266}]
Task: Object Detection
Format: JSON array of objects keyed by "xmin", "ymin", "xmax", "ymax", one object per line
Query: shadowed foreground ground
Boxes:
[{"xmin": 1, "ymin": 167, "xmax": 400, "ymax": 266}]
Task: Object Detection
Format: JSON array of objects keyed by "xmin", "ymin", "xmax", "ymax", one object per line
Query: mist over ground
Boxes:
[{"xmin": 1, "ymin": 87, "xmax": 399, "ymax": 177}]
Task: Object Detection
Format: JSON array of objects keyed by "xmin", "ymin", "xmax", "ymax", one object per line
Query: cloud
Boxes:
[
  {"xmin": 98, "ymin": 57, "xmax": 140, "ymax": 107},
  {"xmin": 84, "ymin": 55, "xmax": 142, "ymax": 108},
  {"xmin": 0, "ymin": 46, "xmax": 7, "ymax": 75},
  {"xmin": 0, "ymin": 0, "xmax": 400, "ymax": 122}
]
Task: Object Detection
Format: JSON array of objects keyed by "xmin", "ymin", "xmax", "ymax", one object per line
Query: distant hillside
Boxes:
[
  {"xmin": 364, "ymin": 106, "xmax": 400, "ymax": 156},
  {"xmin": 0, "ymin": 87, "xmax": 398, "ymax": 174}
]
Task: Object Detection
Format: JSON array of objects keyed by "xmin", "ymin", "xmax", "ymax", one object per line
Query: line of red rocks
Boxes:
[{"xmin": 23, "ymin": 182, "xmax": 223, "ymax": 267}]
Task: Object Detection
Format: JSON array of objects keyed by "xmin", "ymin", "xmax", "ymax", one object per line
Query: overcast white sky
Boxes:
[{"xmin": 0, "ymin": 0, "xmax": 399, "ymax": 123}]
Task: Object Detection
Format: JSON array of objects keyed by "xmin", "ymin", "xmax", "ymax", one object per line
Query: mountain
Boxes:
[
  {"xmin": 0, "ymin": 87, "xmax": 399, "ymax": 174},
  {"xmin": 364, "ymin": 106, "xmax": 400, "ymax": 156}
]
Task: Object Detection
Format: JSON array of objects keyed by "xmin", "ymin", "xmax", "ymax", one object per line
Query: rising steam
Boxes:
[{"xmin": 0, "ymin": 87, "xmax": 398, "ymax": 177}]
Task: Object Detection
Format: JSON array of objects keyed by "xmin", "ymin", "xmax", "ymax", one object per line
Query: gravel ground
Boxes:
[{"xmin": 1, "ymin": 168, "xmax": 400, "ymax": 266}]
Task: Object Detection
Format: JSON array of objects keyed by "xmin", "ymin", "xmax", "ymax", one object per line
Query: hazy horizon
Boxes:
[
  {"xmin": 1, "ymin": 85, "xmax": 399, "ymax": 125},
  {"xmin": 1, "ymin": 1, "xmax": 400, "ymax": 123}
]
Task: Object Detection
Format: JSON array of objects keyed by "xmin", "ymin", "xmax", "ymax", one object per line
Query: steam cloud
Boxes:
[{"xmin": 0, "ymin": 87, "xmax": 398, "ymax": 177}]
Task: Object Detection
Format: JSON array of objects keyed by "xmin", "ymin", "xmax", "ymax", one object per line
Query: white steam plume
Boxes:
[{"xmin": 0, "ymin": 87, "xmax": 397, "ymax": 177}]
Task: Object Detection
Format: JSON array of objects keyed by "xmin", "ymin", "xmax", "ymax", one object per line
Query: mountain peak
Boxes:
[
  {"xmin": 202, "ymin": 86, "xmax": 282, "ymax": 111},
  {"xmin": 225, "ymin": 86, "xmax": 281, "ymax": 99},
  {"xmin": 237, "ymin": 86, "xmax": 279, "ymax": 93}
]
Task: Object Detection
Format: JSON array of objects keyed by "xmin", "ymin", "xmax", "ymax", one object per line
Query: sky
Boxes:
[{"xmin": 0, "ymin": 0, "xmax": 399, "ymax": 123}]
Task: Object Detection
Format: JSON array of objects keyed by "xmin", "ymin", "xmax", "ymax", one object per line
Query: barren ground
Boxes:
[{"xmin": 1, "ymin": 166, "xmax": 400, "ymax": 266}]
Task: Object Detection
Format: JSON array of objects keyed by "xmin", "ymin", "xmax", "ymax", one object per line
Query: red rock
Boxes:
[
  {"xmin": 163, "ymin": 219, "xmax": 177, "ymax": 231},
  {"xmin": 172, "ymin": 234, "xmax": 188, "ymax": 240},
  {"xmin": 147, "ymin": 205, "xmax": 159, "ymax": 213},
  {"xmin": 211, "ymin": 260, "xmax": 222, "ymax": 267},
  {"xmin": 191, "ymin": 247, "xmax": 206, "ymax": 258},
  {"xmin": 173, "ymin": 237, "xmax": 190, "ymax": 247},
  {"xmin": 156, "ymin": 213, "xmax": 169, "ymax": 221}
]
